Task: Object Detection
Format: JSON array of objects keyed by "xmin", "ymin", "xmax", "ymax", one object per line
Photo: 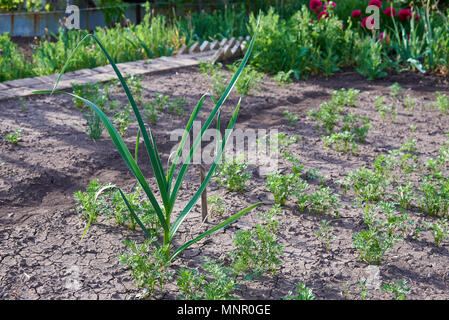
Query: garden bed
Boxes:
[{"xmin": 0, "ymin": 66, "xmax": 449, "ymax": 300}]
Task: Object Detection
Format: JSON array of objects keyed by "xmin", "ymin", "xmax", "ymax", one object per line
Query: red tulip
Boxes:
[
  {"xmin": 351, "ymin": 10, "xmax": 362, "ymax": 18},
  {"xmin": 0, "ymin": 49, "xmax": 3, "ymax": 56},
  {"xmin": 309, "ymin": 0, "xmax": 322, "ymax": 13},
  {"xmin": 383, "ymin": 7, "xmax": 396, "ymax": 17},
  {"xmin": 398, "ymin": 8, "xmax": 412, "ymax": 22},
  {"xmin": 415, "ymin": 13, "xmax": 420, "ymax": 21},
  {"xmin": 368, "ymin": 0, "xmax": 382, "ymax": 8},
  {"xmin": 361, "ymin": 16, "xmax": 375, "ymax": 29},
  {"xmin": 318, "ymin": 11, "xmax": 329, "ymax": 20}
]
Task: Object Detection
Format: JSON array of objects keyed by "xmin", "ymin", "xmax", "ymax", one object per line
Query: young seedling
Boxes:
[
  {"xmin": 273, "ymin": 70, "xmax": 294, "ymax": 86},
  {"xmin": 265, "ymin": 172, "xmax": 302, "ymax": 206},
  {"xmin": 207, "ymin": 195, "xmax": 226, "ymax": 217},
  {"xmin": 389, "ymin": 82, "xmax": 404, "ymax": 98},
  {"xmin": 352, "ymin": 227, "xmax": 397, "ymax": 265},
  {"xmin": 74, "ymin": 179, "xmax": 112, "ymax": 238},
  {"xmin": 357, "ymin": 279, "xmax": 369, "ymax": 300},
  {"xmin": 113, "ymin": 106, "xmax": 132, "ymax": 136},
  {"xmin": 214, "ymin": 156, "xmax": 252, "ymax": 193},
  {"xmin": 18, "ymin": 97, "xmax": 29, "ymax": 112},
  {"xmin": 167, "ymin": 98, "xmax": 186, "ymax": 116},
  {"xmin": 3, "ymin": 128, "xmax": 23, "ymax": 145},
  {"xmin": 227, "ymin": 62, "xmax": 263, "ymax": 95},
  {"xmin": 176, "ymin": 257, "xmax": 237, "ymax": 300},
  {"xmin": 381, "ymin": 279, "xmax": 410, "ymax": 300},
  {"xmin": 283, "ymin": 110, "xmax": 298, "ymax": 126},
  {"xmin": 308, "ymin": 186, "xmax": 341, "ymax": 217},
  {"xmin": 230, "ymin": 208, "xmax": 283, "ymax": 277},
  {"xmin": 403, "ymin": 94, "xmax": 417, "ymax": 110},
  {"xmin": 316, "ymin": 219, "xmax": 334, "ymax": 251},
  {"xmin": 434, "ymin": 92, "xmax": 449, "ymax": 114},
  {"xmin": 282, "ymin": 282, "xmax": 315, "ymax": 300},
  {"xmin": 120, "ymin": 239, "xmax": 172, "ymax": 298},
  {"xmin": 424, "ymin": 218, "xmax": 449, "ymax": 247}
]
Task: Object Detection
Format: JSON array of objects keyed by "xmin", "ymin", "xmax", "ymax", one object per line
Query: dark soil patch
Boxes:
[{"xmin": 1, "ymin": 67, "xmax": 449, "ymax": 300}]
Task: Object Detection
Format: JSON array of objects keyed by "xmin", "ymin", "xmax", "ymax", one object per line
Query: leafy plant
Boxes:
[
  {"xmin": 176, "ymin": 257, "xmax": 237, "ymax": 300},
  {"xmin": 214, "ymin": 156, "xmax": 252, "ymax": 193},
  {"xmin": 418, "ymin": 178, "xmax": 449, "ymax": 217},
  {"xmin": 273, "ymin": 70, "xmax": 294, "ymax": 86},
  {"xmin": 207, "ymin": 195, "xmax": 226, "ymax": 217},
  {"xmin": 389, "ymin": 82, "xmax": 404, "ymax": 98},
  {"xmin": 73, "ymin": 179, "xmax": 112, "ymax": 238},
  {"xmin": 323, "ymin": 131, "xmax": 358, "ymax": 155},
  {"xmin": 167, "ymin": 98, "xmax": 186, "ymax": 116},
  {"xmin": 355, "ymin": 38, "xmax": 388, "ymax": 80},
  {"xmin": 265, "ymin": 172, "xmax": 302, "ymax": 206},
  {"xmin": 230, "ymin": 207, "xmax": 283, "ymax": 277},
  {"xmin": 283, "ymin": 110, "xmax": 298, "ymax": 126},
  {"xmin": 316, "ymin": 219, "xmax": 334, "ymax": 251},
  {"xmin": 3, "ymin": 128, "xmax": 23, "ymax": 145},
  {"xmin": 433, "ymin": 91, "xmax": 449, "ymax": 114},
  {"xmin": 35, "ymin": 32, "xmax": 262, "ymax": 262},
  {"xmin": 352, "ymin": 227, "xmax": 397, "ymax": 265},
  {"xmin": 358, "ymin": 279, "xmax": 369, "ymax": 300},
  {"xmin": 381, "ymin": 279, "xmax": 410, "ymax": 300},
  {"xmin": 227, "ymin": 61, "xmax": 263, "ymax": 95},
  {"xmin": 282, "ymin": 282, "xmax": 315, "ymax": 300},
  {"xmin": 424, "ymin": 218, "xmax": 449, "ymax": 247},
  {"xmin": 119, "ymin": 239, "xmax": 172, "ymax": 298},
  {"xmin": 307, "ymin": 186, "xmax": 340, "ymax": 217}
]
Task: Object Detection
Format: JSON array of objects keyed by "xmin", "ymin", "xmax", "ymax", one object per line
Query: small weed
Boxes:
[
  {"xmin": 434, "ymin": 92, "xmax": 449, "ymax": 114},
  {"xmin": 381, "ymin": 279, "xmax": 410, "ymax": 300},
  {"xmin": 404, "ymin": 94, "xmax": 417, "ymax": 110},
  {"xmin": 176, "ymin": 257, "xmax": 237, "ymax": 300},
  {"xmin": 167, "ymin": 98, "xmax": 186, "ymax": 116},
  {"xmin": 316, "ymin": 219, "xmax": 334, "ymax": 251},
  {"xmin": 273, "ymin": 70, "xmax": 294, "ymax": 86},
  {"xmin": 358, "ymin": 279, "xmax": 369, "ymax": 300},
  {"xmin": 283, "ymin": 110, "xmax": 298, "ymax": 126},
  {"xmin": 214, "ymin": 156, "xmax": 251, "ymax": 192},
  {"xmin": 207, "ymin": 195, "xmax": 226, "ymax": 217},
  {"xmin": 353, "ymin": 227, "xmax": 397, "ymax": 265},
  {"xmin": 424, "ymin": 218, "xmax": 449, "ymax": 247},
  {"xmin": 389, "ymin": 82, "xmax": 404, "ymax": 98},
  {"xmin": 120, "ymin": 239, "xmax": 171, "ymax": 298},
  {"xmin": 308, "ymin": 186, "xmax": 340, "ymax": 217},
  {"xmin": 282, "ymin": 282, "xmax": 315, "ymax": 300},
  {"xmin": 230, "ymin": 208, "xmax": 283, "ymax": 277},
  {"xmin": 265, "ymin": 172, "xmax": 304, "ymax": 206},
  {"xmin": 3, "ymin": 128, "xmax": 23, "ymax": 144}
]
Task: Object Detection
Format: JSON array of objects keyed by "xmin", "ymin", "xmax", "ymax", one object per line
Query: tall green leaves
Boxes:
[{"xmin": 34, "ymin": 26, "xmax": 262, "ymax": 261}]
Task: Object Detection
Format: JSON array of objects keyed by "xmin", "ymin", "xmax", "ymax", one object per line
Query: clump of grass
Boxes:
[{"xmin": 282, "ymin": 282, "xmax": 315, "ymax": 300}]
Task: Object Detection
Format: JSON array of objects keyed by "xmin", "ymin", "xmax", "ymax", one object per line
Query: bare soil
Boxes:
[{"xmin": 1, "ymin": 66, "xmax": 449, "ymax": 300}]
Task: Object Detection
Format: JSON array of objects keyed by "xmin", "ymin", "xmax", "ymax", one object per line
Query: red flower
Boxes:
[
  {"xmin": 0, "ymin": 49, "xmax": 3, "ymax": 56},
  {"xmin": 351, "ymin": 10, "xmax": 362, "ymax": 18},
  {"xmin": 368, "ymin": 0, "xmax": 382, "ymax": 8},
  {"xmin": 398, "ymin": 8, "xmax": 412, "ymax": 22},
  {"xmin": 415, "ymin": 13, "xmax": 420, "ymax": 21},
  {"xmin": 361, "ymin": 16, "xmax": 375, "ymax": 29},
  {"xmin": 383, "ymin": 7, "xmax": 396, "ymax": 17},
  {"xmin": 318, "ymin": 11, "xmax": 329, "ymax": 20},
  {"xmin": 309, "ymin": 0, "xmax": 322, "ymax": 13},
  {"xmin": 379, "ymin": 32, "xmax": 391, "ymax": 44},
  {"xmin": 324, "ymin": 1, "xmax": 336, "ymax": 10}
]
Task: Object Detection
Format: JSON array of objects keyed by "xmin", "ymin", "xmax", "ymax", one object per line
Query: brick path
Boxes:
[{"xmin": 0, "ymin": 37, "xmax": 249, "ymax": 101}]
